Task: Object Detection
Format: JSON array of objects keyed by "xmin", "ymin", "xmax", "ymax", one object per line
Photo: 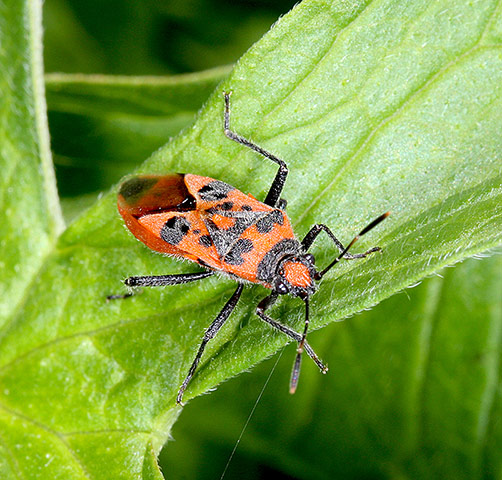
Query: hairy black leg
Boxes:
[
  {"xmin": 289, "ymin": 297, "xmax": 310, "ymax": 394},
  {"xmin": 125, "ymin": 271, "xmax": 213, "ymax": 287},
  {"xmin": 223, "ymin": 92, "xmax": 288, "ymax": 208},
  {"xmin": 177, "ymin": 284, "xmax": 244, "ymax": 406},
  {"xmin": 256, "ymin": 293, "xmax": 328, "ymax": 374},
  {"xmin": 107, "ymin": 271, "xmax": 214, "ymax": 300}
]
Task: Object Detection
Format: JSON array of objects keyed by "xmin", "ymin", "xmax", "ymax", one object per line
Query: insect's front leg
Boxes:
[
  {"xmin": 301, "ymin": 224, "xmax": 380, "ymax": 258},
  {"xmin": 107, "ymin": 271, "xmax": 214, "ymax": 300},
  {"xmin": 255, "ymin": 293, "xmax": 328, "ymax": 374},
  {"xmin": 177, "ymin": 284, "xmax": 244, "ymax": 406},
  {"xmin": 303, "ymin": 212, "xmax": 389, "ymax": 278}
]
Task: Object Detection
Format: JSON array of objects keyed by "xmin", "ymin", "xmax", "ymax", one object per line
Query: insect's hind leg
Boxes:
[
  {"xmin": 256, "ymin": 293, "xmax": 328, "ymax": 374},
  {"xmin": 223, "ymin": 92, "xmax": 288, "ymax": 208},
  {"xmin": 107, "ymin": 271, "xmax": 214, "ymax": 300},
  {"xmin": 177, "ymin": 284, "xmax": 244, "ymax": 406}
]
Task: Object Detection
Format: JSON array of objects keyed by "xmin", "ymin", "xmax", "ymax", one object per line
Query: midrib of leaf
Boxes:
[
  {"xmin": 0, "ymin": 0, "xmax": 63, "ymax": 324},
  {"xmin": 27, "ymin": 0, "xmax": 63, "ymax": 228},
  {"xmin": 0, "ymin": 402, "xmax": 92, "ymax": 479},
  {"xmin": 292, "ymin": 6, "xmax": 500, "ymax": 225},
  {"xmin": 389, "ymin": 256, "xmax": 502, "ymax": 477},
  {"xmin": 44, "ymin": 66, "xmax": 232, "ymax": 116},
  {"xmin": 260, "ymin": 0, "xmax": 374, "ymax": 122}
]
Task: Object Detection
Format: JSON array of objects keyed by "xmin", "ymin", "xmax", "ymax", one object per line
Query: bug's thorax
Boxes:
[{"xmin": 274, "ymin": 253, "xmax": 317, "ymax": 298}]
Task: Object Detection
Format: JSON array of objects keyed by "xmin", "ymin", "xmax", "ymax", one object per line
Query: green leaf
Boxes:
[
  {"xmin": 1, "ymin": 0, "xmax": 501, "ymax": 478},
  {"xmin": 45, "ymin": 68, "xmax": 231, "ymax": 204},
  {"xmin": 161, "ymin": 254, "xmax": 502, "ymax": 479},
  {"xmin": 0, "ymin": 0, "xmax": 63, "ymax": 325},
  {"xmin": 42, "ymin": 0, "xmax": 289, "ymax": 75}
]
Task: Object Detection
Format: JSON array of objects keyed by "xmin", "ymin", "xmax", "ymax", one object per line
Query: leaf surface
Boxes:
[
  {"xmin": 0, "ymin": 0, "xmax": 501, "ymax": 478},
  {"xmin": 162, "ymin": 255, "xmax": 502, "ymax": 480},
  {"xmin": 45, "ymin": 68, "xmax": 230, "ymax": 203},
  {"xmin": 0, "ymin": 0, "xmax": 63, "ymax": 325}
]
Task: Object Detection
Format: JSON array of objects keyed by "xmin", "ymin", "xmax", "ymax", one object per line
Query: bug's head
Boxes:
[{"xmin": 274, "ymin": 253, "xmax": 318, "ymax": 298}]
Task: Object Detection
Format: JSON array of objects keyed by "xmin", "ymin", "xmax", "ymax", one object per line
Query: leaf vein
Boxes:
[
  {"xmin": 295, "ymin": 45, "xmax": 499, "ymax": 226},
  {"xmin": 0, "ymin": 429, "xmax": 26, "ymax": 480},
  {"xmin": 0, "ymin": 403, "xmax": 92, "ymax": 480},
  {"xmin": 261, "ymin": 1, "xmax": 375, "ymax": 121}
]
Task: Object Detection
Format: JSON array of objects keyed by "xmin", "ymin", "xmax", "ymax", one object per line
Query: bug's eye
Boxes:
[
  {"xmin": 275, "ymin": 279, "xmax": 289, "ymax": 295},
  {"xmin": 304, "ymin": 253, "xmax": 315, "ymax": 264}
]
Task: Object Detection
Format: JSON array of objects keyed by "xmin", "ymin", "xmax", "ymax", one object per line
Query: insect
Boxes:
[{"xmin": 111, "ymin": 92, "xmax": 389, "ymax": 406}]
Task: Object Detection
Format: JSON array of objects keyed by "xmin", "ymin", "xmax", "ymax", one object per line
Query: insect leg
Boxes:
[
  {"xmin": 302, "ymin": 224, "xmax": 380, "ymax": 259},
  {"xmin": 223, "ymin": 92, "xmax": 288, "ymax": 208},
  {"xmin": 177, "ymin": 283, "xmax": 244, "ymax": 406},
  {"xmin": 310, "ymin": 212, "xmax": 390, "ymax": 279},
  {"xmin": 256, "ymin": 293, "xmax": 328, "ymax": 374},
  {"xmin": 289, "ymin": 297, "xmax": 310, "ymax": 394},
  {"xmin": 277, "ymin": 198, "xmax": 287, "ymax": 210},
  {"xmin": 107, "ymin": 271, "xmax": 214, "ymax": 300},
  {"xmin": 125, "ymin": 271, "xmax": 213, "ymax": 287}
]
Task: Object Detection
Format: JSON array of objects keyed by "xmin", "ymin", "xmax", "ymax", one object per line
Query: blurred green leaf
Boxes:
[
  {"xmin": 43, "ymin": 0, "xmax": 297, "ymax": 75},
  {"xmin": 1, "ymin": 0, "xmax": 501, "ymax": 479},
  {"xmin": 162, "ymin": 254, "xmax": 502, "ymax": 480},
  {"xmin": 45, "ymin": 68, "xmax": 231, "ymax": 207}
]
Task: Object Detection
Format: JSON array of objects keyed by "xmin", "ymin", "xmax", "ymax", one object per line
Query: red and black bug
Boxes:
[{"xmin": 111, "ymin": 92, "xmax": 389, "ymax": 405}]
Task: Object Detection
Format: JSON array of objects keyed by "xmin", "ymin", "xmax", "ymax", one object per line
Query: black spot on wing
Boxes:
[
  {"xmin": 256, "ymin": 239, "xmax": 301, "ymax": 283},
  {"xmin": 160, "ymin": 216, "xmax": 191, "ymax": 245},
  {"xmin": 241, "ymin": 205, "xmax": 253, "ymax": 211},
  {"xmin": 205, "ymin": 201, "xmax": 234, "ymax": 215},
  {"xmin": 119, "ymin": 177, "xmax": 157, "ymax": 203},
  {"xmin": 198, "ymin": 235, "xmax": 213, "ymax": 248},
  {"xmin": 204, "ymin": 212, "xmax": 259, "ymax": 258},
  {"xmin": 198, "ymin": 180, "xmax": 233, "ymax": 201},
  {"xmin": 255, "ymin": 210, "xmax": 284, "ymax": 234},
  {"xmin": 176, "ymin": 195, "xmax": 197, "ymax": 211},
  {"xmin": 223, "ymin": 239, "xmax": 254, "ymax": 265}
]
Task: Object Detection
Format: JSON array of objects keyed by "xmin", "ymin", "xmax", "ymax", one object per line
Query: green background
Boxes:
[{"xmin": 0, "ymin": 0, "xmax": 500, "ymax": 479}]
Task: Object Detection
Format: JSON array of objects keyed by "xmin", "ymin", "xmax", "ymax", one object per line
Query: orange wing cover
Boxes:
[{"xmin": 118, "ymin": 174, "xmax": 300, "ymax": 286}]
